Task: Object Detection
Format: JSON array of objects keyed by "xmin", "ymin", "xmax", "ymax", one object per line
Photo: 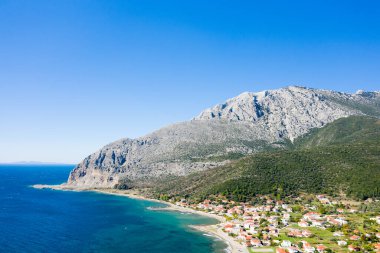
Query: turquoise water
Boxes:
[{"xmin": 0, "ymin": 165, "xmax": 227, "ymax": 253}]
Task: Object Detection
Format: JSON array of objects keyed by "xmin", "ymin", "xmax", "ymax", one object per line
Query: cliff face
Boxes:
[
  {"xmin": 67, "ymin": 86, "xmax": 380, "ymax": 188},
  {"xmin": 195, "ymin": 86, "xmax": 379, "ymax": 141},
  {"xmin": 67, "ymin": 121, "xmax": 277, "ymax": 187}
]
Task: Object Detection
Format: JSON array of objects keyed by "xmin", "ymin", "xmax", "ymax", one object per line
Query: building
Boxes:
[{"xmin": 276, "ymin": 248, "xmax": 287, "ymax": 253}]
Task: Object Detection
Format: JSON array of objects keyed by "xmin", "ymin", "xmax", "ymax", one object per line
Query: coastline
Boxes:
[
  {"xmin": 32, "ymin": 184, "xmax": 247, "ymax": 253},
  {"xmin": 189, "ymin": 224, "xmax": 247, "ymax": 253}
]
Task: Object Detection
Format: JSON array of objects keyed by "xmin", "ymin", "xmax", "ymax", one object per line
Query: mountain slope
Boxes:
[
  {"xmin": 195, "ymin": 86, "xmax": 380, "ymax": 141},
  {"xmin": 153, "ymin": 116, "xmax": 380, "ymax": 200},
  {"xmin": 68, "ymin": 120, "xmax": 283, "ymax": 187},
  {"xmin": 294, "ymin": 115, "xmax": 380, "ymax": 148},
  {"xmin": 66, "ymin": 86, "xmax": 380, "ymax": 188}
]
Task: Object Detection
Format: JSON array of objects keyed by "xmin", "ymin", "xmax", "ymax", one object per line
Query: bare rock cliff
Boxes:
[{"xmin": 67, "ymin": 86, "xmax": 380, "ymax": 188}]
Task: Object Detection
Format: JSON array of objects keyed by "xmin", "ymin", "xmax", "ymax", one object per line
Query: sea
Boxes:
[{"xmin": 0, "ymin": 165, "xmax": 227, "ymax": 253}]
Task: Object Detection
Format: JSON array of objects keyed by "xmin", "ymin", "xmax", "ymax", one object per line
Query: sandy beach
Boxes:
[
  {"xmin": 32, "ymin": 184, "xmax": 248, "ymax": 253},
  {"xmin": 189, "ymin": 224, "xmax": 248, "ymax": 253},
  {"xmin": 93, "ymin": 189, "xmax": 248, "ymax": 253}
]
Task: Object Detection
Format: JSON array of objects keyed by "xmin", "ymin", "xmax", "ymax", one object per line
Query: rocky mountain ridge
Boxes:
[
  {"xmin": 66, "ymin": 86, "xmax": 380, "ymax": 188},
  {"xmin": 195, "ymin": 86, "xmax": 379, "ymax": 140}
]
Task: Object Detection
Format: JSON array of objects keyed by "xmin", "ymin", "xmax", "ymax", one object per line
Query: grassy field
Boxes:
[
  {"xmin": 248, "ymin": 247, "xmax": 275, "ymax": 253},
  {"xmin": 278, "ymin": 225, "xmax": 348, "ymax": 252}
]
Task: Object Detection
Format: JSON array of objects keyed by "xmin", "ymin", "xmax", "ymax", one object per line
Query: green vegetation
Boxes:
[
  {"xmin": 153, "ymin": 116, "xmax": 380, "ymax": 201},
  {"xmin": 278, "ymin": 225, "xmax": 342, "ymax": 252},
  {"xmin": 327, "ymin": 95, "xmax": 380, "ymax": 118},
  {"xmin": 293, "ymin": 115, "xmax": 380, "ymax": 148},
  {"xmin": 188, "ymin": 152, "xmax": 246, "ymax": 163},
  {"xmin": 248, "ymin": 247, "xmax": 275, "ymax": 253}
]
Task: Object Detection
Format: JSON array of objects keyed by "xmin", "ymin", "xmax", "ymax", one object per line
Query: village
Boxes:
[{"xmin": 168, "ymin": 194, "xmax": 380, "ymax": 253}]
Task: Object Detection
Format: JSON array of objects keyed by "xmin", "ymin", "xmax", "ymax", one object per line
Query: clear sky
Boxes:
[{"xmin": 1, "ymin": 0, "xmax": 379, "ymax": 163}]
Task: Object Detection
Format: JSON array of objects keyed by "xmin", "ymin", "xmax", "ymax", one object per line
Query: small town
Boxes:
[{"xmin": 168, "ymin": 194, "xmax": 380, "ymax": 253}]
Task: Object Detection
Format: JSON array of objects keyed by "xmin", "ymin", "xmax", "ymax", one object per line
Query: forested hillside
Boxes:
[{"xmin": 152, "ymin": 116, "xmax": 380, "ymax": 200}]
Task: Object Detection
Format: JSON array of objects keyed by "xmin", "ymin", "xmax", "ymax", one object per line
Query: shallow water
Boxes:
[{"xmin": 0, "ymin": 165, "xmax": 227, "ymax": 253}]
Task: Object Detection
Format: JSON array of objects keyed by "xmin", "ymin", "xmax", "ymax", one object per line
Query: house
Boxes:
[
  {"xmin": 281, "ymin": 240, "xmax": 292, "ymax": 248},
  {"xmin": 349, "ymin": 235, "xmax": 360, "ymax": 241},
  {"xmin": 269, "ymin": 228, "xmax": 279, "ymax": 237},
  {"xmin": 302, "ymin": 230, "xmax": 312, "ymax": 238},
  {"xmin": 303, "ymin": 245, "xmax": 315, "ymax": 253},
  {"xmin": 215, "ymin": 205, "xmax": 225, "ymax": 213},
  {"xmin": 262, "ymin": 240, "xmax": 271, "ymax": 246},
  {"xmin": 319, "ymin": 197, "xmax": 331, "ymax": 205},
  {"xmin": 281, "ymin": 204, "xmax": 289, "ymax": 209},
  {"xmin": 223, "ymin": 223, "xmax": 234, "ymax": 233},
  {"xmin": 265, "ymin": 205, "xmax": 272, "ymax": 212},
  {"xmin": 268, "ymin": 216, "xmax": 279, "ymax": 223},
  {"xmin": 337, "ymin": 240, "xmax": 347, "ymax": 246},
  {"xmin": 243, "ymin": 222, "xmax": 252, "ymax": 229},
  {"xmin": 252, "ymin": 213, "xmax": 261, "ymax": 220},
  {"xmin": 304, "ymin": 212, "xmax": 321, "ymax": 221},
  {"xmin": 329, "ymin": 219, "xmax": 341, "ymax": 226},
  {"xmin": 316, "ymin": 244, "xmax": 327, "ymax": 253},
  {"xmin": 230, "ymin": 227, "xmax": 240, "ymax": 235},
  {"xmin": 348, "ymin": 245, "xmax": 360, "ymax": 251},
  {"xmin": 312, "ymin": 220, "xmax": 325, "ymax": 227},
  {"xmin": 335, "ymin": 218, "xmax": 348, "ymax": 226},
  {"xmin": 287, "ymin": 246, "xmax": 301, "ymax": 253},
  {"xmin": 288, "ymin": 229, "xmax": 312, "ymax": 238},
  {"xmin": 301, "ymin": 241, "xmax": 315, "ymax": 253},
  {"xmin": 250, "ymin": 238, "xmax": 262, "ymax": 247},
  {"xmin": 298, "ymin": 221, "xmax": 309, "ymax": 227},
  {"xmin": 224, "ymin": 223, "xmax": 233, "ymax": 229},
  {"xmin": 281, "ymin": 218, "xmax": 289, "ymax": 225},
  {"xmin": 243, "ymin": 215, "xmax": 252, "ymax": 221},
  {"xmin": 287, "ymin": 229, "xmax": 302, "ymax": 238},
  {"xmin": 333, "ymin": 231, "xmax": 344, "ymax": 237},
  {"xmin": 276, "ymin": 248, "xmax": 287, "ymax": 253},
  {"xmin": 249, "ymin": 227, "xmax": 258, "ymax": 234},
  {"xmin": 225, "ymin": 213, "xmax": 233, "ymax": 218}
]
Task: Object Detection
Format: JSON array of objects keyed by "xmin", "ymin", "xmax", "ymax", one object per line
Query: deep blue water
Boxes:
[{"xmin": 0, "ymin": 165, "xmax": 226, "ymax": 253}]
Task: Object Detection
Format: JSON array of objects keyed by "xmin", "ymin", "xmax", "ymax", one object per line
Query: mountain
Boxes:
[
  {"xmin": 153, "ymin": 116, "xmax": 380, "ymax": 200},
  {"xmin": 66, "ymin": 86, "xmax": 380, "ymax": 188},
  {"xmin": 195, "ymin": 86, "xmax": 380, "ymax": 140}
]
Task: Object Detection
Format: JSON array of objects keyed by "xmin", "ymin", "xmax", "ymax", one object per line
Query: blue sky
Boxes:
[{"xmin": 1, "ymin": 0, "xmax": 379, "ymax": 163}]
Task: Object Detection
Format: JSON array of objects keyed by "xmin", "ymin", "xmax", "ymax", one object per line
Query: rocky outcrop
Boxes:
[
  {"xmin": 194, "ymin": 86, "xmax": 380, "ymax": 141},
  {"xmin": 67, "ymin": 120, "xmax": 277, "ymax": 187},
  {"xmin": 67, "ymin": 86, "xmax": 380, "ymax": 188}
]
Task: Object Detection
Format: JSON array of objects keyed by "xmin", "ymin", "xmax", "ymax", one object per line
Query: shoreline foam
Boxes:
[{"xmin": 32, "ymin": 184, "xmax": 247, "ymax": 253}]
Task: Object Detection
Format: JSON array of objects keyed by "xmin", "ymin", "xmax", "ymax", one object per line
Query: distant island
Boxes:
[{"xmin": 1, "ymin": 161, "xmax": 74, "ymax": 165}]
